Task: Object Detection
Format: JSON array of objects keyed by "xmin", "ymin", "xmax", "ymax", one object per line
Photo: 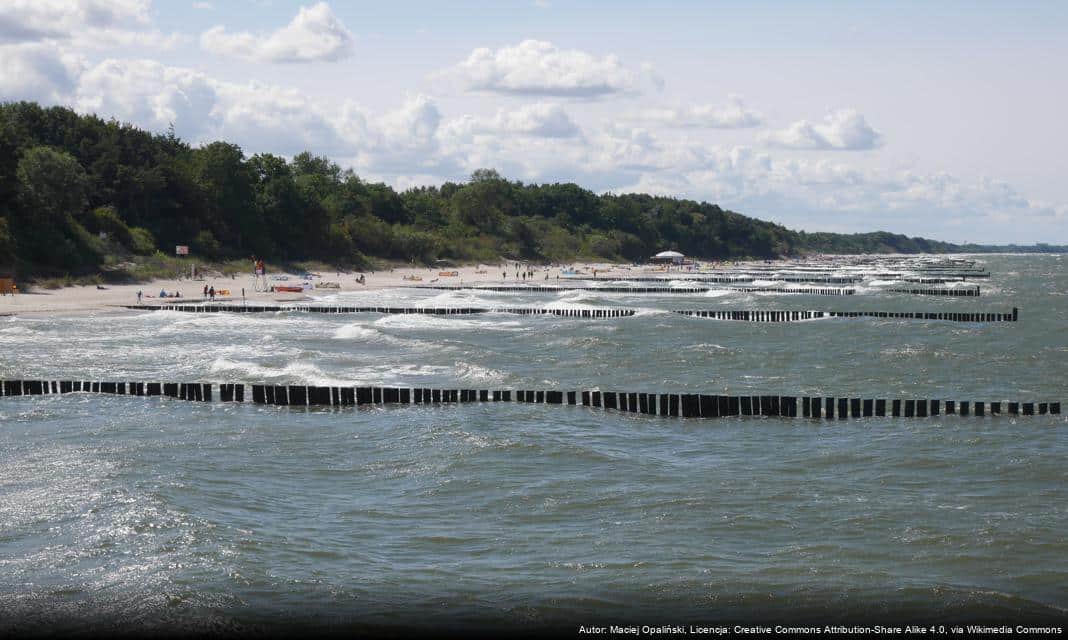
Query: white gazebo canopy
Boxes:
[{"xmin": 650, "ymin": 250, "xmax": 685, "ymax": 265}]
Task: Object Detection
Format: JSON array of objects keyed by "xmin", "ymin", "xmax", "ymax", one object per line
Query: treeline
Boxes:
[{"xmin": 0, "ymin": 101, "xmax": 1039, "ymax": 279}]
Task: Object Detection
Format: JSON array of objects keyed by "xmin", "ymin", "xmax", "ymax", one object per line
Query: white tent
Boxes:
[{"xmin": 651, "ymin": 250, "xmax": 685, "ymax": 265}]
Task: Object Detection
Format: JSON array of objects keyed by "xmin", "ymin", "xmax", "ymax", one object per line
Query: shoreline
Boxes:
[
  {"xmin": 0, "ymin": 261, "xmax": 653, "ymax": 316},
  {"xmin": 0, "ymin": 252, "xmax": 1002, "ymax": 317}
]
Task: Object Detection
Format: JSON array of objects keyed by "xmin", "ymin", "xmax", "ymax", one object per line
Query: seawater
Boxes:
[{"xmin": 1, "ymin": 255, "xmax": 1066, "ymax": 634}]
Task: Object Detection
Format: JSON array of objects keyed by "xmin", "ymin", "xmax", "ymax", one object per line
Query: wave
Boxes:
[
  {"xmin": 543, "ymin": 295, "xmax": 603, "ymax": 311},
  {"xmin": 417, "ymin": 290, "xmax": 498, "ymax": 307},
  {"xmin": 631, "ymin": 307, "xmax": 669, "ymax": 317},
  {"xmin": 702, "ymin": 289, "xmax": 740, "ymax": 298},
  {"xmin": 332, "ymin": 323, "xmax": 385, "ymax": 341},
  {"xmin": 208, "ymin": 358, "xmax": 354, "ymax": 387},
  {"xmin": 0, "ymin": 324, "xmax": 34, "ymax": 336},
  {"xmin": 146, "ymin": 310, "xmax": 310, "ymax": 335},
  {"xmin": 454, "ymin": 361, "xmax": 507, "ymax": 383},
  {"xmin": 372, "ymin": 314, "xmax": 522, "ymax": 331}
]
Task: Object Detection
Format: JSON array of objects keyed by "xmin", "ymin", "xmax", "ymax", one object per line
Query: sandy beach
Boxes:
[{"xmin": 0, "ymin": 261, "xmax": 680, "ymax": 316}]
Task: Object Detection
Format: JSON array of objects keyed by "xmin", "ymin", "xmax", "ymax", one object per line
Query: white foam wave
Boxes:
[
  {"xmin": 373, "ymin": 314, "xmax": 522, "ymax": 331},
  {"xmin": 208, "ymin": 358, "xmax": 353, "ymax": 387},
  {"xmin": 688, "ymin": 342, "xmax": 727, "ymax": 351},
  {"xmin": 543, "ymin": 296, "xmax": 601, "ymax": 311},
  {"xmin": 631, "ymin": 307, "xmax": 668, "ymax": 317},
  {"xmin": 418, "ymin": 290, "xmax": 497, "ymax": 306},
  {"xmin": 147, "ymin": 310, "xmax": 310, "ymax": 335},
  {"xmin": 0, "ymin": 324, "xmax": 33, "ymax": 335},
  {"xmin": 332, "ymin": 323, "xmax": 383, "ymax": 341},
  {"xmin": 702, "ymin": 289, "xmax": 737, "ymax": 298},
  {"xmin": 454, "ymin": 361, "xmax": 506, "ymax": 383}
]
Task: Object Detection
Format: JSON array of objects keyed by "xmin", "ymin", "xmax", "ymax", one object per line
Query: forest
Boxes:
[{"xmin": 1, "ymin": 101, "xmax": 1046, "ymax": 280}]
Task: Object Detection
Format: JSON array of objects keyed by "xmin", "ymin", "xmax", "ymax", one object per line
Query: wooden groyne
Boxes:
[
  {"xmin": 1, "ymin": 379, "xmax": 1058, "ymax": 419},
  {"xmin": 901, "ymin": 277, "xmax": 966, "ymax": 284},
  {"xmin": 589, "ymin": 276, "xmax": 863, "ymax": 284},
  {"xmin": 124, "ymin": 305, "xmax": 637, "ymax": 318},
  {"xmin": 673, "ymin": 307, "xmax": 1018, "ymax": 322},
  {"xmin": 886, "ymin": 286, "xmax": 981, "ymax": 297},
  {"xmin": 126, "ymin": 305, "xmax": 1019, "ymax": 322},
  {"xmin": 412, "ymin": 285, "xmax": 855, "ymax": 295}
]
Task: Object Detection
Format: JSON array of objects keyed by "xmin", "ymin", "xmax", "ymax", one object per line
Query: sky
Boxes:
[{"xmin": 1, "ymin": 1, "xmax": 1066, "ymax": 243}]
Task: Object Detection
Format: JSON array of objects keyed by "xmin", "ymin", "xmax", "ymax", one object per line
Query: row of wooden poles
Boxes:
[
  {"xmin": 675, "ymin": 308, "xmax": 1017, "ymax": 322},
  {"xmin": 1, "ymin": 380, "xmax": 1059, "ymax": 418},
  {"xmin": 596, "ymin": 276, "xmax": 864, "ymax": 284},
  {"xmin": 413, "ymin": 285, "xmax": 856, "ymax": 295},
  {"xmin": 885, "ymin": 286, "xmax": 981, "ymax": 297},
  {"xmin": 129, "ymin": 305, "xmax": 1019, "ymax": 323},
  {"xmin": 128, "ymin": 305, "xmax": 637, "ymax": 318},
  {"xmin": 725, "ymin": 270, "xmax": 989, "ymax": 279},
  {"xmin": 608, "ymin": 276, "xmax": 979, "ymax": 284}
]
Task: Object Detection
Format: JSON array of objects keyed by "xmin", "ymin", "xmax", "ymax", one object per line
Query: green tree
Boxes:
[
  {"xmin": 190, "ymin": 141, "xmax": 259, "ymax": 252},
  {"xmin": 13, "ymin": 146, "xmax": 100, "ymax": 269}
]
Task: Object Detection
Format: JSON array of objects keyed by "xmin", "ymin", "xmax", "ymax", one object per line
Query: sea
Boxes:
[{"xmin": 1, "ymin": 254, "xmax": 1066, "ymax": 636}]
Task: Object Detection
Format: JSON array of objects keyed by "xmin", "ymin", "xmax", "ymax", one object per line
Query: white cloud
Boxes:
[
  {"xmin": 200, "ymin": 2, "xmax": 353, "ymax": 63},
  {"xmin": 0, "ymin": 0, "xmax": 182, "ymax": 50},
  {"xmin": 0, "ymin": 0, "xmax": 149, "ymax": 43},
  {"xmin": 444, "ymin": 39, "xmax": 648, "ymax": 98},
  {"xmin": 760, "ymin": 108, "xmax": 882, "ymax": 150},
  {"xmin": 75, "ymin": 58, "xmax": 219, "ymax": 141},
  {"xmin": 630, "ymin": 95, "xmax": 763, "ymax": 128},
  {"xmin": 70, "ymin": 61, "xmax": 318, "ymax": 153},
  {"xmin": 442, "ymin": 103, "xmax": 581, "ymax": 141},
  {"xmin": 0, "ymin": 43, "xmax": 84, "ymax": 104},
  {"xmin": 192, "ymin": 1, "xmax": 213, "ymax": 9}
]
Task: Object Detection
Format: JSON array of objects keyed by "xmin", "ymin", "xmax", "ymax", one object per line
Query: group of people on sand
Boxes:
[
  {"xmin": 502, "ymin": 262, "xmax": 540, "ymax": 281},
  {"xmin": 202, "ymin": 284, "xmax": 217, "ymax": 301}
]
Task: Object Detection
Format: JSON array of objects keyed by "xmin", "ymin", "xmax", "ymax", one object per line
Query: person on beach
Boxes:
[
  {"xmin": 137, "ymin": 290, "xmax": 142, "ymax": 304},
  {"xmin": 209, "ymin": 286, "xmax": 215, "ymax": 301},
  {"xmin": 203, "ymin": 284, "xmax": 208, "ymax": 297}
]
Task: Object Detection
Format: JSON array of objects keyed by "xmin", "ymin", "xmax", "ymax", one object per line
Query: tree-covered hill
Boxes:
[{"xmin": 0, "ymin": 101, "xmax": 1055, "ymax": 279}]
